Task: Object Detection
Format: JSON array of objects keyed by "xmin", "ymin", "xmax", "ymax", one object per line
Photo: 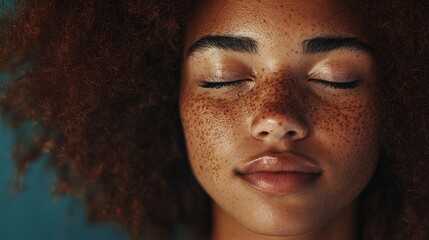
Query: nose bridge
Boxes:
[
  {"xmin": 249, "ymin": 71, "xmax": 309, "ymax": 144},
  {"xmin": 257, "ymin": 72, "xmax": 304, "ymax": 117}
]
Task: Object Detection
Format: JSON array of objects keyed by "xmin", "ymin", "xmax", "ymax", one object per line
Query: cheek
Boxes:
[
  {"xmin": 315, "ymin": 99, "xmax": 379, "ymax": 152},
  {"xmin": 311, "ymin": 97, "xmax": 380, "ymax": 197},
  {"xmin": 180, "ymin": 94, "xmax": 242, "ymax": 185}
]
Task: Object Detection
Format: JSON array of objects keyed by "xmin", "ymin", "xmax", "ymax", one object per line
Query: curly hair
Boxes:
[{"xmin": 0, "ymin": 0, "xmax": 428, "ymax": 239}]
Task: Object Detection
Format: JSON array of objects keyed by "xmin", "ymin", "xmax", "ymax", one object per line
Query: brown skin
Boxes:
[
  {"xmin": 1, "ymin": 0, "xmax": 428, "ymax": 239},
  {"xmin": 180, "ymin": 0, "xmax": 380, "ymax": 239}
]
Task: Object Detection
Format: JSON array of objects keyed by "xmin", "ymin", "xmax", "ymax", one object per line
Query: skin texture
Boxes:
[
  {"xmin": 180, "ymin": 0, "xmax": 380, "ymax": 239},
  {"xmin": 2, "ymin": 0, "xmax": 428, "ymax": 239}
]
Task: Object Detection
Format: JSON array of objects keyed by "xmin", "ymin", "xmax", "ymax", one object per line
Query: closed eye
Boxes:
[
  {"xmin": 199, "ymin": 79, "xmax": 250, "ymax": 89},
  {"xmin": 310, "ymin": 79, "xmax": 360, "ymax": 89}
]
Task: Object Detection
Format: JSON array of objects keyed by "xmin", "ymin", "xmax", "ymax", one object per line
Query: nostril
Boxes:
[
  {"xmin": 287, "ymin": 131, "xmax": 297, "ymax": 137},
  {"xmin": 258, "ymin": 131, "xmax": 269, "ymax": 137},
  {"xmin": 251, "ymin": 114, "xmax": 308, "ymax": 142}
]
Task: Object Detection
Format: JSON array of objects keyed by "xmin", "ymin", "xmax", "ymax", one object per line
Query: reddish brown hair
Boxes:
[{"xmin": 0, "ymin": 0, "xmax": 428, "ymax": 239}]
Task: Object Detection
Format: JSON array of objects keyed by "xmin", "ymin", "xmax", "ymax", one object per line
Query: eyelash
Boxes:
[
  {"xmin": 311, "ymin": 79, "xmax": 361, "ymax": 89},
  {"xmin": 200, "ymin": 80, "xmax": 248, "ymax": 89},
  {"xmin": 200, "ymin": 79, "xmax": 360, "ymax": 90}
]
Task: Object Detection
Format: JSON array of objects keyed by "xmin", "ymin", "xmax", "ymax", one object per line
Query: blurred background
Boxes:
[{"xmin": 0, "ymin": 2, "xmax": 128, "ymax": 239}]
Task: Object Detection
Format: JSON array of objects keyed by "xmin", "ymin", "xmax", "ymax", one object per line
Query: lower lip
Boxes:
[{"xmin": 239, "ymin": 172, "xmax": 319, "ymax": 195}]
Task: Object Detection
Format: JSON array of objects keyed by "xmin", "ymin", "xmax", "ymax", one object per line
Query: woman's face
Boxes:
[{"xmin": 180, "ymin": 0, "xmax": 380, "ymax": 237}]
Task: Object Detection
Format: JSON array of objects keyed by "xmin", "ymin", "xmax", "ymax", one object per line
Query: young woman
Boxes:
[{"xmin": 1, "ymin": 0, "xmax": 428, "ymax": 239}]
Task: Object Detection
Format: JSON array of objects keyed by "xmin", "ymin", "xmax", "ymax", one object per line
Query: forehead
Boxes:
[{"xmin": 185, "ymin": 0, "xmax": 365, "ymax": 50}]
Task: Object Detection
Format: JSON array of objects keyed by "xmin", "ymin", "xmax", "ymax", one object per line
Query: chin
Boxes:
[
  {"xmin": 244, "ymin": 222, "xmax": 320, "ymax": 238},
  {"xmin": 237, "ymin": 209, "xmax": 327, "ymax": 238}
]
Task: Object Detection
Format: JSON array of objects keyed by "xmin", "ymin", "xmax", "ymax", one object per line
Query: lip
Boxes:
[{"xmin": 236, "ymin": 153, "xmax": 322, "ymax": 195}]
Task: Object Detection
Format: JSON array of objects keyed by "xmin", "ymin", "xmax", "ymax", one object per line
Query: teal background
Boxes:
[{"xmin": 0, "ymin": 2, "xmax": 128, "ymax": 240}]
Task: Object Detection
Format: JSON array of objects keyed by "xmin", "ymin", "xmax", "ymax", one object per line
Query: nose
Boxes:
[{"xmin": 250, "ymin": 112, "xmax": 309, "ymax": 143}]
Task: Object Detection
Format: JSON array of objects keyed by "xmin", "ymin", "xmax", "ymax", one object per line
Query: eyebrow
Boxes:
[
  {"xmin": 187, "ymin": 35, "xmax": 258, "ymax": 56},
  {"xmin": 303, "ymin": 37, "xmax": 374, "ymax": 55}
]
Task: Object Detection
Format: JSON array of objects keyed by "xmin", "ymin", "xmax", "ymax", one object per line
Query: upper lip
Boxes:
[{"xmin": 236, "ymin": 152, "xmax": 322, "ymax": 175}]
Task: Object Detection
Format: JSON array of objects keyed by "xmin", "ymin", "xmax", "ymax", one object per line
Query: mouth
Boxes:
[{"xmin": 236, "ymin": 154, "xmax": 322, "ymax": 195}]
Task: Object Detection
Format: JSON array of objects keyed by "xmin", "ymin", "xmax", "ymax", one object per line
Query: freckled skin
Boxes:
[{"xmin": 180, "ymin": 0, "xmax": 380, "ymax": 239}]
